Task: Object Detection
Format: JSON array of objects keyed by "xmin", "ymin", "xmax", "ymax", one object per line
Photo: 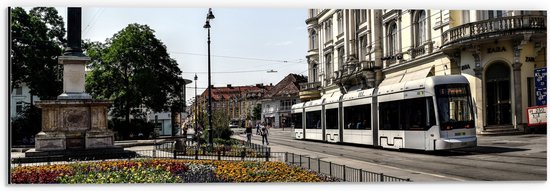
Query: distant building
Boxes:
[
  {"xmin": 261, "ymin": 74, "xmax": 307, "ymax": 128},
  {"xmin": 193, "ymin": 84, "xmax": 273, "ymax": 127},
  {"xmin": 10, "ymin": 84, "xmax": 40, "ymax": 119}
]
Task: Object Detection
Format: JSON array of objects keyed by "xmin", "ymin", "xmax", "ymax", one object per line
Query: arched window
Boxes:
[
  {"xmin": 312, "ymin": 64, "xmax": 318, "ymax": 82},
  {"xmin": 415, "ymin": 11, "xmax": 426, "ymax": 47},
  {"xmin": 388, "ymin": 22, "xmax": 398, "ymax": 56},
  {"xmin": 310, "ymin": 30, "xmax": 317, "ymax": 50}
]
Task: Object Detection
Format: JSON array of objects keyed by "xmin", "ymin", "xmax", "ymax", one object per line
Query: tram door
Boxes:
[{"xmin": 485, "ymin": 62, "xmax": 512, "ymax": 126}]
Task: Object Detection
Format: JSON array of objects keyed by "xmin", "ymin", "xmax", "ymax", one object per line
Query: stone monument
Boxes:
[{"xmin": 24, "ymin": 8, "xmax": 133, "ymax": 160}]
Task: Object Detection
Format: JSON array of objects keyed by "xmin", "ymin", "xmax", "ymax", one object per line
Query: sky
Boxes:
[
  {"xmin": 2, "ymin": 1, "xmax": 549, "ymax": 191},
  {"xmin": 52, "ymin": 7, "xmax": 308, "ymax": 104}
]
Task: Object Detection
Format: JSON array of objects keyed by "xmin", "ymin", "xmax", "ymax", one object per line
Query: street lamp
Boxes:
[
  {"xmin": 204, "ymin": 8, "xmax": 215, "ymax": 148},
  {"xmin": 194, "ymin": 73, "xmax": 198, "ymax": 144}
]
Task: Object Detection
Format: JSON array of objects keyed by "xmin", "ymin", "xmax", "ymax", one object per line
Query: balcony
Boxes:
[
  {"xmin": 298, "ymin": 82, "xmax": 321, "ymax": 101},
  {"xmin": 410, "ymin": 42, "xmax": 433, "ymax": 59},
  {"xmin": 441, "ymin": 15, "xmax": 546, "ymax": 48}
]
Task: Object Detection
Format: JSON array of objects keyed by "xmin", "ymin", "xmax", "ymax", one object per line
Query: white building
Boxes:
[{"xmin": 10, "ymin": 84, "xmax": 40, "ymax": 119}]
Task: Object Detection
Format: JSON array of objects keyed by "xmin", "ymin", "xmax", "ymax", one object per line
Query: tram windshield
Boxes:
[
  {"xmin": 291, "ymin": 113, "xmax": 302, "ymax": 129},
  {"xmin": 435, "ymin": 84, "xmax": 475, "ymax": 130}
]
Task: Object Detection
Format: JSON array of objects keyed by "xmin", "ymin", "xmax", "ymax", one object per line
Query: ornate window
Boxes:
[
  {"xmin": 324, "ymin": 20, "xmax": 333, "ymax": 41},
  {"xmin": 414, "ymin": 11, "xmax": 427, "ymax": 47},
  {"xmin": 337, "ymin": 47, "xmax": 345, "ymax": 70},
  {"xmin": 310, "ymin": 30, "xmax": 317, "ymax": 50},
  {"xmin": 359, "ymin": 36, "xmax": 369, "ymax": 61},
  {"xmin": 337, "ymin": 11, "xmax": 344, "ymax": 35},
  {"xmin": 312, "ymin": 63, "xmax": 318, "ymax": 82},
  {"xmin": 360, "ymin": 10, "xmax": 368, "ymax": 23},
  {"xmin": 325, "ymin": 54, "xmax": 333, "ymax": 79},
  {"xmin": 388, "ymin": 22, "xmax": 398, "ymax": 56}
]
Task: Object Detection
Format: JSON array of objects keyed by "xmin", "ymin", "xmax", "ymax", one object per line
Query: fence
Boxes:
[
  {"xmin": 11, "ymin": 146, "xmax": 410, "ymax": 182},
  {"xmin": 285, "ymin": 152, "xmax": 410, "ymax": 182}
]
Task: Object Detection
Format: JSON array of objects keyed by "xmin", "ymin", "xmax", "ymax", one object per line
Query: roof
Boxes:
[
  {"xmin": 199, "ymin": 84, "xmax": 273, "ymax": 102},
  {"xmin": 265, "ymin": 73, "xmax": 307, "ymax": 99}
]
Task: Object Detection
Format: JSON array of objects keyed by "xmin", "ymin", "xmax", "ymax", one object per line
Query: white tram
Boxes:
[{"xmin": 291, "ymin": 75, "xmax": 477, "ymax": 151}]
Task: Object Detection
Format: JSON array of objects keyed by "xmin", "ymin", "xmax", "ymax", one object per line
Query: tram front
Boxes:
[{"xmin": 433, "ymin": 82, "xmax": 477, "ymax": 150}]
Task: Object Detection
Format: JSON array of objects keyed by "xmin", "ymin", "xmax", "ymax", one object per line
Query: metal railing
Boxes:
[
  {"xmin": 284, "ymin": 152, "xmax": 411, "ymax": 182},
  {"xmin": 442, "ymin": 15, "xmax": 546, "ymax": 46},
  {"xmin": 299, "ymin": 81, "xmax": 321, "ymax": 91}
]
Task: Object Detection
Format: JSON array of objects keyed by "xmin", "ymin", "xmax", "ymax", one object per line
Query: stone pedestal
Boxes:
[
  {"xmin": 35, "ymin": 132, "xmax": 66, "ymax": 151},
  {"xmin": 86, "ymin": 130, "xmax": 115, "ymax": 149},
  {"xmin": 57, "ymin": 55, "xmax": 92, "ymax": 100},
  {"xmin": 33, "ymin": 100, "xmax": 113, "ymax": 151}
]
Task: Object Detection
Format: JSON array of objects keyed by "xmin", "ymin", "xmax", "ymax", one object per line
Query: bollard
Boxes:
[
  {"xmin": 195, "ymin": 149, "xmax": 199, "ymax": 160},
  {"xmin": 173, "ymin": 150, "xmax": 177, "ymax": 159},
  {"xmin": 359, "ymin": 169, "xmax": 363, "ymax": 182},
  {"xmin": 241, "ymin": 148, "xmax": 246, "ymax": 161},
  {"xmin": 343, "ymin": 165, "xmax": 346, "ymax": 181},
  {"xmin": 265, "ymin": 151, "xmax": 270, "ymax": 162},
  {"xmin": 380, "ymin": 173, "xmax": 384, "ymax": 182},
  {"xmin": 299, "ymin": 155, "xmax": 302, "ymax": 168},
  {"xmin": 217, "ymin": 150, "xmax": 221, "ymax": 160},
  {"xmin": 308, "ymin": 157, "xmax": 311, "ymax": 169},
  {"xmin": 329, "ymin": 161, "xmax": 332, "ymax": 176},
  {"xmin": 317, "ymin": 158, "xmax": 321, "ymax": 173}
]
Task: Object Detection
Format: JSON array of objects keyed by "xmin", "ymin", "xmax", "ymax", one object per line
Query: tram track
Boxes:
[{"xmin": 255, "ymin": 133, "xmax": 546, "ymax": 181}]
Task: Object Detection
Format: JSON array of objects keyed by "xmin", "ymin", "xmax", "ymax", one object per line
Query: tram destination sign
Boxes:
[{"xmin": 526, "ymin": 106, "xmax": 547, "ymax": 127}]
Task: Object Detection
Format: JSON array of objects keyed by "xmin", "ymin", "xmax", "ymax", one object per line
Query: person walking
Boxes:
[
  {"xmin": 260, "ymin": 122, "xmax": 269, "ymax": 145},
  {"xmin": 256, "ymin": 122, "xmax": 261, "ymax": 135},
  {"xmin": 245, "ymin": 125, "xmax": 252, "ymax": 144}
]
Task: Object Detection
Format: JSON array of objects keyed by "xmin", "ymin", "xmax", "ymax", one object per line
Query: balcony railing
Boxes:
[
  {"xmin": 411, "ymin": 42, "xmax": 433, "ymax": 58},
  {"xmin": 442, "ymin": 15, "xmax": 546, "ymax": 47},
  {"xmin": 299, "ymin": 81, "xmax": 321, "ymax": 91}
]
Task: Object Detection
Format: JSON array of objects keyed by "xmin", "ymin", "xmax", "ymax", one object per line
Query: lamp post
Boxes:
[
  {"xmin": 194, "ymin": 74, "xmax": 198, "ymax": 144},
  {"xmin": 204, "ymin": 8, "xmax": 215, "ymax": 148}
]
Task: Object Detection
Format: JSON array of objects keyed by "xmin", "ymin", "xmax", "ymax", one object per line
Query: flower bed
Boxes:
[{"xmin": 11, "ymin": 159, "xmax": 338, "ymax": 184}]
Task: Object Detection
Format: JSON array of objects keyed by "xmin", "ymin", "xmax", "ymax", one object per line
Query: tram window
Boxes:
[
  {"xmin": 291, "ymin": 113, "xmax": 303, "ymax": 129},
  {"xmin": 379, "ymin": 101, "xmax": 400, "ymax": 130},
  {"xmin": 380, "ymin": 98, "xmax": 434, "ymax": 131},
  {"xmin": 306, "ymin": 110, "xmax": 322, "ymax": 129},
  {"xmin": 325, "ymin": 108, "xmax": 339, "ymax": 129},
  {"xmin": 402, "ymin": 97, "xmax": 432, "ymax": 130},
  {"xmin": 343, "ymin": 104, "xmax": 371, "ymax": 130}
]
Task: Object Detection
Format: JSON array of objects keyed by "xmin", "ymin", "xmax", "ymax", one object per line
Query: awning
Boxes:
[
  {"xmin": 378, "ymin": 70, "xmax": 405, "ymax": 87},
  {"xmin": 379, "ymin": 66, "xmax": 434, "ymax": 87},
  {"xmin": 400, "ymin": 66, "xmax": 434, "ymax": 82}
]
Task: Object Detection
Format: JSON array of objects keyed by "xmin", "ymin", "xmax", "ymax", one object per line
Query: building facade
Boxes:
[
  {"xmin": 304, "ymin": 9, "xmax": 546, "ymax": 134},
  {"xmin": 10, "ymin": 84, "xmax": 41, "ymax": 119},
  {"xmin": 261, "ymin": 74, "xmax": 307, "ymax": 128},
  {"xmin": 193, "ymin": 84, "xmax": 273, "ymax": 127}
]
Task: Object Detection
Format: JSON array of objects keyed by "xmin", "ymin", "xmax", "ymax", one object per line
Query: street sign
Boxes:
[
  {"xmin": 534, "ymin": 68, "xmax": 547, "ymax": 106},
  {"xmin": 526, "ymin": 106, "xmax": 547, "ymax": 127}
]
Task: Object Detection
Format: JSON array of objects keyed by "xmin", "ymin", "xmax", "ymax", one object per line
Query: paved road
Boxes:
[{"xmin": 234, "ymin": 129, "xmax": 547, "ymax": 181}]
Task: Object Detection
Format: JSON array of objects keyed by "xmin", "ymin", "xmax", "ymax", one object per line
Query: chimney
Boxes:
[
  {"xmin": 227, "ymin": 84, "xmax": 232, "ymax": 88},
  {"xmin": 256, "ymin": 83, "xmax": 264, "ymax": 88}
]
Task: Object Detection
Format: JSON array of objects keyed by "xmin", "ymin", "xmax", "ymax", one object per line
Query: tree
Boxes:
[
  {"xmin": 252, "ymin": 104, "xmax": 262, "ymax": 120},
  {"xmin": 84, "ymin": 24, "xmax": 184, "ymax": 128},
  {"xmin": 10, "ymin": 7, "xmax": 66, "ymax": 100}
]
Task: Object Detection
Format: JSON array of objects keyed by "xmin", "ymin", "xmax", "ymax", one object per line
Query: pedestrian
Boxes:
[
  {"xmin": 260, "ymin": 122, "xmax": 269, "ymax": 145},
  {"xmin": 245, "ymin": 125, "xmax": 253, "ymax": 144},
  {"xmin": 256, "ymin": 122, "xmax": 261, "ymax": 135}
]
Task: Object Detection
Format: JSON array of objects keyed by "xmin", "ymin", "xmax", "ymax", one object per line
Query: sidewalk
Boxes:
[{"xmin": 232, "ymin": 131, "xmax": 467, "ymax": 182}]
